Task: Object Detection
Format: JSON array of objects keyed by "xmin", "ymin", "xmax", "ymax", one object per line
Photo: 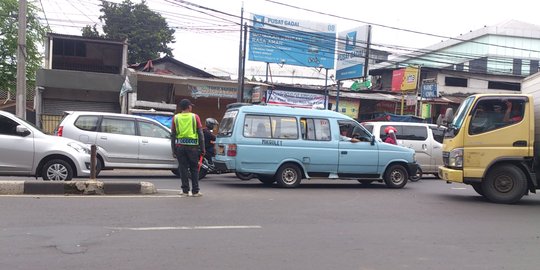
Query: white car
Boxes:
[
  {"xmin": 55, "ymin": 111, "xmax": 178, "ymax": 175},
  {"xmin": 0, "ymin": 110, "xmax": 91, "ymax": 180},
  {"xmin": 362, "ymin": 121, "xmax": 445, "ymax": 179}
]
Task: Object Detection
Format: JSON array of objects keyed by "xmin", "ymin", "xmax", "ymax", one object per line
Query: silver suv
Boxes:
[
  {"xmin": 56, "ymin": 111, "xmax": 177, "ymax": 175},
  {"xmin": 0, "ymin": 110, "xmax": 91, "ymax": 180}
]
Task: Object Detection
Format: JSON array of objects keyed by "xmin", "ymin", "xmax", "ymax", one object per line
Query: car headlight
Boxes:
[
  {"xmin": 448, "ymin": 148, "xmax": 463, "ymax": 168},
  {"xmin": 68, "ymin": 142, "xmax": 91, "ymax": 154}
]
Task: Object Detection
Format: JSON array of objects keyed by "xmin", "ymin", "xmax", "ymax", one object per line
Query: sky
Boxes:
[{"xmin": 40, "ymin": 0, "xmax": 540, "ymax": 85}]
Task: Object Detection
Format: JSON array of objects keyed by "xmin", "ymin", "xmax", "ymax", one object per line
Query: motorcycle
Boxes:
[{"xmin": 198, "ymin": 156, "xmax": 255, "ymax": 180}]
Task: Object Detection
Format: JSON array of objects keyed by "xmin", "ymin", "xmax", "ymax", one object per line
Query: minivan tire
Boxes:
[
  {"xmin": 42, "ymin": 159, "xmax": 73, "ymax": 181},
  {"xmin": 236, "ymin": 172, "xmax": 254, "ymax": 181},
  {"xmin": 258, "ymin": 175, "xmax": 276, "ymax": 185},
  {"xmin": 384, "ymin": 164, "xmax": 408, "ymax": 189},
  {"xmin": 276, "ymin": 163, "xmax": 302, "ymax": 188}
]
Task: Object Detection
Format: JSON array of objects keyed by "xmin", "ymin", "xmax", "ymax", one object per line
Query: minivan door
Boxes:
[
  {"xmin": 97, "ymin": 117, "xmax": 139, "ymax": 164},
  {"xmin": 137, "ymin": 120, "xmax": 176, "ymax": 166},
  {"xmin": 400, "ymin": 126, "xmax": 431, "ymax": 172},
  {"xmin": 338, "ymin": 122, "xmax": 379, "ymax": 175}
]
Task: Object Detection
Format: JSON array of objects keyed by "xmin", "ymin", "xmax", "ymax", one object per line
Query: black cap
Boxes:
[{"xmin": 179, "ymin": 99, "xmax": 194, "ymax": 110}]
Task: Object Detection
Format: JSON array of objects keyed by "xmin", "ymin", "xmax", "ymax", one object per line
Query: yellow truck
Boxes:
[{"xmin": 438, "ymin": 73, "xmax": 540, "ymax": 203}]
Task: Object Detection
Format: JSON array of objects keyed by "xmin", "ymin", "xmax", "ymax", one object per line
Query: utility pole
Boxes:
[
  {"xmin": 236, "ymin": 4, "xmax": 244, "ymax": 102},
  {"xmin": 16, "ymin": 0, "xmax": 27, "ymax": 119}
]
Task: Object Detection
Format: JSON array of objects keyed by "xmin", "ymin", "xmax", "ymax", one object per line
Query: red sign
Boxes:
[{"xmin": 391, "ymin": 69, "xmax": 405, "ymax": 92}]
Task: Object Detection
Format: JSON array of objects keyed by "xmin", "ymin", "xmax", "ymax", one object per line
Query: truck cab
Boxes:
[{"xmin": 439, "ymin": 94, "xmax": 537, "ymax": 203}]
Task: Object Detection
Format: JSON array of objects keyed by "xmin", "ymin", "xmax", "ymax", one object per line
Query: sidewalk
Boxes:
[{"xmin": 0, "ymin": 180, "xmax": 156, "ymax": 195}]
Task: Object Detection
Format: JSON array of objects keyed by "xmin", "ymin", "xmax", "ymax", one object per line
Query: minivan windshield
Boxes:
[{"xmin": 217, "ymin": 110, "xmax": 238, "ymax": 137}]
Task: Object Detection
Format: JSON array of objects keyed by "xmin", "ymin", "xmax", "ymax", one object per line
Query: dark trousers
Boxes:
[{"xmin": 175, "ymin": 146, "xmax": 200, "ymax": 194}]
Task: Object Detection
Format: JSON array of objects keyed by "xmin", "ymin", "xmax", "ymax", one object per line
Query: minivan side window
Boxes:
[
  {"xmin": 139, "ymin": 121, "xmax": 170, "ymax": 139},
  {"xmin": 100, "ymin": 118, "xmax": 136, "ymax": 135},
  {"xmin": 243, "ymin": 115, "xmax": 298, "ymax": 139},
  {"xmin": 74, "ymin": 115, "xmax": 99, "ymax": 131},
  {"xmin": 300, "ymin": 118, "xmax": 331, "ymax": 141},
  {"xmin": 0, "ymin": 115, "xmax": 18, "ymax": 136},
  {"xmin": 430, "ymin": 126, "xmax": 445, "ymax": 143}
]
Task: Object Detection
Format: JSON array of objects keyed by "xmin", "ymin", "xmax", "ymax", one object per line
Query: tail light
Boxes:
[
  {"xmin": 56, "ymin": 126, "xmax": 64, "ymax": 136},
  {"xmin": 227, "ymin": 144, "xmax": 237, "ymax": 156}
]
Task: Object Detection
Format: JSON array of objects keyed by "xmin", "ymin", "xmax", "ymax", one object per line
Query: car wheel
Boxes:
[
  {"xmin": 42, "ymin": 159, "xmax": 73, "ymax": 181},
  {"xmin": 276, "ymin": 163, "xmax": 302, "ymax": 188},
  {"xmin": 471, "ymin": 183, "xmax": 484, "ymax": 196},
  {"xmin": 409, "ymin": 167, "xmax": 422, "ymax": 182},
  {"xmin": 384, "ymin": 164, "xmax": 408, "ymax": 189},
  {"xmin": 257, "ymin": 175, "xmax": 276, "ymax": 185},
  {"xmin": 236, "ymin": 172, "xmax": 254, "ymax": 181},
  {"xmin": 482, "ymin": 164, "xmax": 527, "ymax": 204}
]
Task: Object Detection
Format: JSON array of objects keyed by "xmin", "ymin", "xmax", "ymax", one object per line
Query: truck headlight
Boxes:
[
  {"xmin": 448, "ymin": 148, "xmax": 463, "ymax": 168},
  {"xmin": 68, "ymin": 142, "xmax": 90, "ymax": 154}
]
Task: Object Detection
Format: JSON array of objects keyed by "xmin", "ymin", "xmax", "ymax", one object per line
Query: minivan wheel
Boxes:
[
  {"xmin": 257, "ymin": 175, "xmax": 276, "ymax": 185},
  {"xmin": 42, "ymin": 159, "xmax": 73, "ymax": 181},
  {"xmin": 384, "ymin": 164, "xmax": 408, "ymax": 189},
  {"xmin": 236, "ymin": 172, "xmax": 254, "ymax": 181},
  {"xmin": 409, "ymin": 167, "xmax": 422, "ymax": 182},
  {"xmin": 276, "ymin": 163, "xmax": 302, "ymax": 188}
]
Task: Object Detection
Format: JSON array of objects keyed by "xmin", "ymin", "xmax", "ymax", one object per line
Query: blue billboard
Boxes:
[
  {"xmin": 336, "ymin": 26, "xmax": 369, "ymax": 81},
  {"xmin": 248, "ymin": 14, "xmax": 336, "ymax": 69}
]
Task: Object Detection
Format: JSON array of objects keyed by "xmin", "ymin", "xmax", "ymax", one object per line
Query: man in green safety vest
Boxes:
[{"xmin": 171, "ymin": 99, "xmax": 206, "ymax": 197}]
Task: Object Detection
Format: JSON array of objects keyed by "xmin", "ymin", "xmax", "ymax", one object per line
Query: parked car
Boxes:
[
  {"xmin": 0, "ymin": 110, "xmax": 91, "ymax": 180},
  {"xmin": 55, "ymin": 111, "xmax": 178, "ymax": 175},
  {"xmin": 361, "ymin": 121, "xmax": 445, "ymax": 179},
  {"xmin": 214, "ymin": 104, "xmax": 418, "ymax": 188}
]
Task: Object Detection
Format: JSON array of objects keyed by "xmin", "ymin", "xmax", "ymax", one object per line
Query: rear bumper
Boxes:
[{"xmin": 439, "ymin": 166, "xmax": 464, "ymax": 183}]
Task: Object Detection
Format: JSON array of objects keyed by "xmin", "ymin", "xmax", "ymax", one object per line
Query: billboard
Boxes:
[
  {"xmin": 265, "ymin": 90, "xmax": 326, "ymax": 108},
  {"xmin": 249, "ymin": 14, "xmax": 336, "ymax": 69},
  {"xmin": 336, "ymin": 26, "xmax": 369, "ymax": 81},
  {"xmin": 391, "ymin": 66, "xmax": 419, "ymax": 92}
]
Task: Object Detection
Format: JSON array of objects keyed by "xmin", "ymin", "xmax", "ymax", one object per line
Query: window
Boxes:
[
  {"xmin": 487, "ymin": 81, "xmax": 520, "ymax": 91},
  {"xmin": 513, "ymin": 59, "xmax": 522, "ymax": 75},
  {"xmin": 0, "ymin": 115, "xmax": 19, "ymax": 136},
  {"xmin": 300, "ymin": 118, "xmax": 331, "ymax": 141},
  {"xmin": 74, "ymin": 116, "xmax": 99, "ymax": 131},
  {"xmin": 430, "ymin": 126, "xmax": 445, "ymax": 143},
  {"xmin": 339, "ymin": 121, "xmax": 371, "ymax": 141},
  {"xmin": 468, "ymin": 98, "xmax": 526, "ymax": 135},
  {"xmin": 243, "ymin": 115, "xmax": 298, "ymax": 139},
  {"xmin": 139, "ymin": 121, "xmax": 170, "ymax": 139},
  {"xmin": 53, "ymin": 39, "xmax": 86, "ymax": 57},
  {"xmin": 445, "ymin": 77, "xmax": 468, "ymax": 87},
  {"xmin": 380, "ymin": 125, "xmax": 427, "ymax": 141},
  {"xmin": 217, "ymin": 110, "xmax": 238, "ymax": 137},
  {"xmin": 100, "ymin": 118, "xmax": 136, "ymax": 135}
]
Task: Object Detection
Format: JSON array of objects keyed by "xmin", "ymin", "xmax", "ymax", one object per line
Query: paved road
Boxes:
[{"xmin": 1, "ymin": 171, "xmax": 539, "ymax": 270}]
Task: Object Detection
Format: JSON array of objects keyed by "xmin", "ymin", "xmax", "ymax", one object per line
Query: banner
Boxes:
[
  {"xmin": 391, "ymin": 69, "xmax": 405, "ymax": 92},
  {"xmin": 266, "ymin": 90, "xmax": 325, "ymax": 108},
  {"xmin": 401, "ymin": 66, "xmax": 419, "ymax": 91},
  {"xmin": 336, "ymin": 26, "xmax": 369, "ymax": 80}
]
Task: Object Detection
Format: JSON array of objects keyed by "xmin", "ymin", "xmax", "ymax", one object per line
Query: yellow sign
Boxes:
[
  {"xmin": 401, "ymin": 66, "xmax": 419, "ymax": 91},
  {"xmin": 334, "ymin": 99, "xmax": 360, "ymax": 119}
]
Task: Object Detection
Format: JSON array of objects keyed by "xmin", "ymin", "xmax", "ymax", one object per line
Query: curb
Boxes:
[{"xmin": 0, "ymin": 180, "xmax": 157, "ymax": 195}]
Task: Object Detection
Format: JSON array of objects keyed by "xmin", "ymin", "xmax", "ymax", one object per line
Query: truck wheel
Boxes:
[
  {"xmin": 257, "ymin": 175, "xmax": 276, "ymax": 185},
  {"xmin": 482, "ymin": 164, "xmax": 527, "ymax": 204},
  {"xmin": 471, "ymin": 183, "xmax": 484, "ymax": 196},
  {"xmin": 235, "ymin": 172, "xmax": 254, "ymax": 181},
  {"xmin": 384, "ymin": 164, "xmax": 408, "ymax": 189},
  {"xmin": 276, "ymin": 163, "xmax": 302, "ymax": 188},
  {"xmin": 42, "ymin": 159, "xmax": 73, "ymax": 181}
]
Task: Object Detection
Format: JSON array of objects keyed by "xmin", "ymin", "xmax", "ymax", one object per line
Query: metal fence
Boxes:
[{"xmin": 41, "ymin": 114, "xmax": 62, "ymax": 135}]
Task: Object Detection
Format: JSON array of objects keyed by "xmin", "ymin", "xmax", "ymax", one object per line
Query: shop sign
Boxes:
[
  {"xmin": 266, "ymin": 90, "xmax": 325, "ymax": 108},
  {"xmin": 421, "ymin": 82, "xmax": 438, "ymax": 98}
]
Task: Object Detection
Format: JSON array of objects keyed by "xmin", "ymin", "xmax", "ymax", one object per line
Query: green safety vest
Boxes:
[{"xmin": 174, "ymin": 113, "xmax": 198, "ymax": 145}]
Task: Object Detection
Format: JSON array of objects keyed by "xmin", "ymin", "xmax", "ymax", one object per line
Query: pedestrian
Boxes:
[
  {"xmin": 171, "ymin": 99, "xmax": 205, "ymax": 197},
  {"xmin": 203, "ymin": 118, "xmax": 219, "ymax": 163}
]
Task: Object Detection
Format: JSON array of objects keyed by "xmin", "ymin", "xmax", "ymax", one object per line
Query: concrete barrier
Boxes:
[{"xmin": 0, "ymin": 180, "xmax": 156, "ymax": 195}]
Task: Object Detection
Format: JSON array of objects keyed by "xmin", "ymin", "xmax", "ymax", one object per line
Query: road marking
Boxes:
[
  {"xmin": 0, "ymin": 194, "xmax": 184, "ymax": 198},
  {"xmin": 451, "ymin": 187, "xmax": 468, "ymax": 190},
  {"xmin": 110, "ymin": 225, "xmax": 262, "ymax": 231}
]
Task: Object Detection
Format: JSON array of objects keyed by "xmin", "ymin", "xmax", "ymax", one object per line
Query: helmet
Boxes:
[
  {"xmin": 384, "ymin": 126, "xmax": 397, "ymax": 134},
  {"xmin": 205, "ymin": 118, "xmax": 219, "ymax": 130}
]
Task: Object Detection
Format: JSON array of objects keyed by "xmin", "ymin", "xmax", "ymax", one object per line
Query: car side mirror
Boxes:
[
  {"xmin": 444, "ymin": 108, "xmax": 454, "ymax": 124},
  {"xmin": 16, "ymin": 125, "xmax": 31, "ymax": 136},
  {"xmin": 370, "ymin": 135, "xmax": 375, "ymax": 145}
]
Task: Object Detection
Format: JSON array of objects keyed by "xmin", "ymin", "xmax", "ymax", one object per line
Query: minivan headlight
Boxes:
[
  {"xmin": 68, "ymin": 142, "xmax": 90, "ymax": 154},
  {"xmin": 448, "ymin": 148, "xmax": 463, "ymax": 168}
]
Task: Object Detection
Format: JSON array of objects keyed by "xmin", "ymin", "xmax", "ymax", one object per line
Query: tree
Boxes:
[
  {"xmin": 83, "ymin": 0, "xmax": 175, "ymax": 64},
  {"xmin": 0, "ymin": 0, "xmax": 48, "ymax": 98}
]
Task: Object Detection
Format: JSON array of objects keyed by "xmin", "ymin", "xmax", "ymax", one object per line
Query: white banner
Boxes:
[{"xmin": 266, "ymin": 90, "xmax": 325, "ymax": 108}]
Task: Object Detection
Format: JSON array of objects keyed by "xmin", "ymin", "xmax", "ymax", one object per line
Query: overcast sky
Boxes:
[{"xmin": 41, "ymin": 0, "xmax": 540, "ymax": 84}]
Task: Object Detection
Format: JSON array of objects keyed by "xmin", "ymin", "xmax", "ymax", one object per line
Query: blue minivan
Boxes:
[{"xmin": 214, "ymin": 104, "xmax": 418, "ymax": 188}]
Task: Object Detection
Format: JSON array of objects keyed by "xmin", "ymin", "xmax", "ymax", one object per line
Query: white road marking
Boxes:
[
  {"xmin": 110, "ymin": 225, "xmax": 262, "ymax": 231},
  {"xmin": 451, "ymin": 187, "xmax": 468, "ymax": 190},
  {"xmin": 0, "ymin": 195, "xmax": 184, "ymax": 198}
]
